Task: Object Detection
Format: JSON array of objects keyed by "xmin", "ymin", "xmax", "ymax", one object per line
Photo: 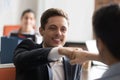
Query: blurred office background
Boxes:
[
  {"xmin": 0, "ymin": 0, "xmax": 94, "ymax": 42},
  {"xmin": 1, "ymin": 0, "xmax": 119, "ymax": 42},
  {"xmin": 0, "ymin": 0, "xmax": 119, "ymax": 80},
  {"xmin": 0, "ymin": 0, "xmax": 119, "ymax": 42}
]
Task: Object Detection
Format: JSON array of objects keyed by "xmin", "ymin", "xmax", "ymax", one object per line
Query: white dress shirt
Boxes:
[{"xmin": 48, "ymin": 47, "xmax": 64, "ymax": 80}]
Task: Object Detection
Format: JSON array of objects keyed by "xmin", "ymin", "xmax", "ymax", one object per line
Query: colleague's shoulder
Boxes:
[
  {"xmin": 108, "ymin": 75, "xmax": 120, "ymax": 80},
  {"xmin": 97, "ymin": 68, "xmax": 120, "ymax": 80},
  {"xmin": 97, "ymin": 74, "xmax": 120, "ymax": 80}
]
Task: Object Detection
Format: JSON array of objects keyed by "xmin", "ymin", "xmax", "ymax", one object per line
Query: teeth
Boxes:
[{"xmin": 54, "ymin": 39, "xmax": 60, "ymax": 41}]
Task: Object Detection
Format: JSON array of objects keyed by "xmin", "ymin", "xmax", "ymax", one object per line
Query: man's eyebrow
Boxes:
[{"xmin": 49, "ymin": 24, "xmax": 56, "ymax": 26}]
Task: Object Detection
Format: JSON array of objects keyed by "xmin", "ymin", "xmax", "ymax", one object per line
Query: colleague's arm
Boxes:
[{"xmin": 58, "ymin": 47, "xmax": 101, "ymax": 65}]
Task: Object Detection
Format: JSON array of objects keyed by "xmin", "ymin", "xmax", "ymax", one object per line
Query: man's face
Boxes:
[{"xmin": 40, "ymin": 16, "xmax": 68, "ymax": 47}]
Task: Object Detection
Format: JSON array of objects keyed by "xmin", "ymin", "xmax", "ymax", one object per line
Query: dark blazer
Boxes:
[{"xmin": 13, "ymin": 39, "xmax": 81, "ymax": 80}]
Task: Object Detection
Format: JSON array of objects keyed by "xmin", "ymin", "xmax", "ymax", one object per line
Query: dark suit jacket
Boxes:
[{"xmin": 13, "ymin": 39, "xmax": 81, "ymax": 80}]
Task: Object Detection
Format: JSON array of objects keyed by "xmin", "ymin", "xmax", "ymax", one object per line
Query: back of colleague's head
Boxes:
[
  {"xmin": 40, "ymin": 8, "xmax": 69, "ymax": 29},
  {"xmin": 93, "ymin": 4, "xmax": 120, "ymax": 60}
]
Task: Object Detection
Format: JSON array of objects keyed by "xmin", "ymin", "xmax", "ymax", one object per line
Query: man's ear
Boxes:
[
  {"xmin": 39, "ymin": 27, "xmax": 44, "ymax": 36},
  {"xmin": 96, "ymin": 38, "xmax": 105, "ymax": 52}
]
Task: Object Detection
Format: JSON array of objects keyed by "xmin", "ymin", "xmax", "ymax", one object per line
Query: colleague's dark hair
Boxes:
[
  {"xmin": 21, "ymin": 9, "xmax": 35, "ymax": 19},
  {"xmin": 93, "ymin": 4, "xmax": 120, "ymax": 60},
  {"xmin": 40, "ymin": 8, "xmax": 69, "ymax": 29}
]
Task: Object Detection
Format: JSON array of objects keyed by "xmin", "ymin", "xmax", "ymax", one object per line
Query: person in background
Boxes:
[
  {"xmin": 10, "ymin": 9, "xmax": 39, "ymax": 42},
  {"xmin": 61, "ymin": 4, "xmax": 120, "ymax": 80},
  {"xmin": 13, "ymin": 8, "xmax": 82, "ymax": 80}
]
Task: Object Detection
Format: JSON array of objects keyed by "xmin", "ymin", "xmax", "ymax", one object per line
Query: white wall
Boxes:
[
  {"xmin": 37, "ymin": 0, "xmax": 95, "ymax": 42},
  {"xmin": 0, "ymin": 0, "xmax": 95, "ymax": 42}
]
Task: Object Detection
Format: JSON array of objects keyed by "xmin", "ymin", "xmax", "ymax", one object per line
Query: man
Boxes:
[
  {"xmin": 93, "ymin": 4, "xmax": 120, "ymax": 80},
  {"xmin": 62, "ymin": 4, "xmax": 120, "ymax": 80},
  {"xmin": 13, "ymin": 8, "xmax": 81, "ymax": 80}
]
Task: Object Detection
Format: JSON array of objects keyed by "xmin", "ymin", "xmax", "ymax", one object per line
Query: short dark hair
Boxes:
[
  {"xmin": 21, "ymin": 9, "xmax": 35, "ymax": 19},
  {"xmin": 93, "ymin": 4, "xmax": 120, "ymax": 60},
  {"xmin": 40, "ymin": 8, "xmax": 69, "ymax": 29}
]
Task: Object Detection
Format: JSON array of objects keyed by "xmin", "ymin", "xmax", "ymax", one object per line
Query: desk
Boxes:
[
  {"xmin": 0, "ymin": 62, "xmax": 107, "ymax": 80},
  {"xmin": 0, "ymin": 63, "xmax": 15, "ymax": 80},
  {"xmin": 0, "ymin": 63, "xmax": 15, "ymax": 68}
]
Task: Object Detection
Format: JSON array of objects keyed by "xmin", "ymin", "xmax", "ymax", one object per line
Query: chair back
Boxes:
[{"xmin": 3, "ymin": 25, "xmax": 20, "ymax": 36}]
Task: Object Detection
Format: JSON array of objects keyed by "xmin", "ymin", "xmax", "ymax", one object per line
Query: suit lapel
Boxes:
[
  {"xmin": 39, "ymin": 42, "xmax": 53, "ymax": 80},
  {"xmin": 63, "ymin": 57, "xmax": 71, "ymax": 80},
  {"xmin": 63, "ymin": 57, "xmax": 81, "ymax": 80},
  {"xmin": 47, "ymin": 65, "xmax": 53, "ymax": 80}
]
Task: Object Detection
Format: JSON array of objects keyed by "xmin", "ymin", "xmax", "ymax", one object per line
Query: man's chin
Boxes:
[{"xmin": 51, "ymin": 44, "xmax": 62, "ymax": 47}]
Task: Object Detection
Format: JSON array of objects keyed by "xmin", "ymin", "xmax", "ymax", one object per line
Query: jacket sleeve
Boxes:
[{"xmin": 13, "ymin": 39, "xmax": 52, "ymax": 68}]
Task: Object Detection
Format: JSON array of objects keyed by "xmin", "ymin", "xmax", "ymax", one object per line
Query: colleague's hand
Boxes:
[
  {"xmin": 69, "ymin": 50, "xmax": 92, "ymax": 65},
  {"xmin": 58, "ymin": 47, "xmax": 89, "ymax": 64},
  {"xmin": 70, "ymin": 50, "xmax": 101, "ymax": 65},
  {"xmin": 58, "ymin": 47, "xmax": 82, "ymax": 60},
  {"xmin": 58, "ymin": 47, "xmax": 101, "ymax": 65}
]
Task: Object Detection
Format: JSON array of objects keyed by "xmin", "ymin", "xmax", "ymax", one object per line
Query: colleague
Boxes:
[
  {"xmin": 10, "ymin": 9, "xmax": 38, "ymax": 42},
  {"xmin": 61, "ymin": 4, "xmax": 120, "ymax": 80},
  {"xmin": 13, "ymin": 8, "xmax": 82, "ymax": 80}
]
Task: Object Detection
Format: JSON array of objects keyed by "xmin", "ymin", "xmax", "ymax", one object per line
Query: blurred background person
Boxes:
[{"xmin": 10, "ymin": 9, "xmax": 40, "ymax": 42}]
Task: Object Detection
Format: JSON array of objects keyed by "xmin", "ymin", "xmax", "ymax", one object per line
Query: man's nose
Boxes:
[{"xmin": 56, "ymin": 29, "xmax": 62, "ymax": 35}]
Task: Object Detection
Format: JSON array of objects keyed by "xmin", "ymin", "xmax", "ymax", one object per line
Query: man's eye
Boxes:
[
  {"xmin": 48, "ymin": 27, "xmax": 56, "ymax": 30},
  {"xmin": 61, "ymin": 28, "xmax": 67, "ymax": 32},
  {"xmin": 50, "ymin": 27, "xmax": 55, "ymax": 29},
  {"xmin": 51, "ymin": 27, "xmax": 55, "ymax": 29}
]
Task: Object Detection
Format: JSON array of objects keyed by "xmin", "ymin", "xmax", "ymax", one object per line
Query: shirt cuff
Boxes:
[{"xmin": 48, "ymin": 47, "xmax": 63, "ymax": 61}]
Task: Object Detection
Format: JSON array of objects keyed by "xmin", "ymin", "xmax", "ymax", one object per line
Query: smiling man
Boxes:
[
  {"xmin": 13, "ymin": 8, "xmax": 81, "ymax": 80},
  {"xmin": 39, "ymin": 16, "xmax": 68, "ymax": 47}
]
